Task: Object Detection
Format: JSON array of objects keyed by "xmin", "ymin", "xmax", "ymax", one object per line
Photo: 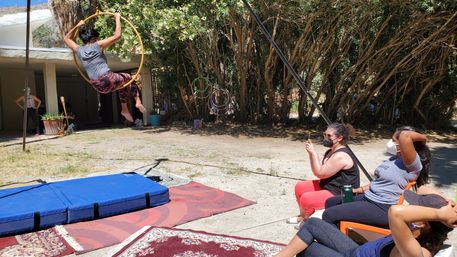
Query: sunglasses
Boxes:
[{"xmin": 323, "ymin": 133, "xmax": 334, "ymax": 138}]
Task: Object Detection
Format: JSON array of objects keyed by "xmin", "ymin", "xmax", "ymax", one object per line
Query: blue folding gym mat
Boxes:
[
  {"xmin": 0, "ymin": 184, "xmax": 68, "ymax": 236},
  {"xmin": 50, "ymin": 173, "xmax": 170, "ymax": 223},
  {"xmin": 0, "ymin": 173, "xmax": 169, "ymax": 236}
]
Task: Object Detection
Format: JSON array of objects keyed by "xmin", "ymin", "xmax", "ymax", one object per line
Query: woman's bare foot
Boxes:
[
  {"xmin": 135, "ymin": 102, "xmax": 146, "ymax": 113},
  {"xmin": 121, "ymin": 111, "xmax": 134, "ymax": 123}
]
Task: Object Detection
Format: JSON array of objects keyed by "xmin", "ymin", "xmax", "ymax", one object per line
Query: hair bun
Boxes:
[{"xmin": 344, "ymin": 124, "xmax": 356, "ymax": 137}]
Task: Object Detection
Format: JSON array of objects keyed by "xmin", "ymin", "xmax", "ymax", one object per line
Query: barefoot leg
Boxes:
[
  {"xmin": 120, "ymin": 103, "xmax": 134, "ymax": 122},
  {"xmin": 134, "ymin": 96, "xmax": 146, "ymax": 113}
]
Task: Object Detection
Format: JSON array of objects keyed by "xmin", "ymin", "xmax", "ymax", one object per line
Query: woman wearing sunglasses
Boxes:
[{"xmin": 287, "ymin": 123, "xmax": 360, "ymax": 226}]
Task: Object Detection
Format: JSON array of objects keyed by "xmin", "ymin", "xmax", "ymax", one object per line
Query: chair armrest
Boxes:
[
  {"xmin": 340, "ymin": 220, "xmax": 391, "ymax": 235},
  {"xmin": 398, "ymin": 181, "xmax": 416, "ymax": 204}
]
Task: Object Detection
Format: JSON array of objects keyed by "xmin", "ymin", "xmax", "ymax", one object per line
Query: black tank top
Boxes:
[{"xmin": 319, "ymin": 147, "xmax": 360, "ymax": 195}]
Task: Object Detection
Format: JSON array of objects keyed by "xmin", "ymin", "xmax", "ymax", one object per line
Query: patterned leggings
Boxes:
[{"xmin": 90, "ymin": 71, "xmax": 140, "ymax": 104}]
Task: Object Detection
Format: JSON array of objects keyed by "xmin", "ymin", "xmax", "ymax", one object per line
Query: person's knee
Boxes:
[
  {"xmin": 294, "ymin": 182, "xmax": 303, "ymax": 199},
  {"xmin": 322, "ymin": 209, "xmax": 337, "ymax": 224},
  {"xmin": 305, "ymin": 217, "xmax": 322, "ymax": 227},
  {"xmin": 299, "ymin": 195, "xmax": 314, "ymax": 213},
  {"xmin": 325, "ymin": 196, "xmax": 342, "ymax": 209}
]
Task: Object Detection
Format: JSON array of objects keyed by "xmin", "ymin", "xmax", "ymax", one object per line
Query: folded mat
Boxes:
[{"xmin": 0, "ymin": 173, "xmax": 169, "ymax": 236}]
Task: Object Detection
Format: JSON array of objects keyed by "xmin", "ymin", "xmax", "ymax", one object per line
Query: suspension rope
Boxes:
[{"xmin": 241, "ymin": 0, "xmax": 372, "ymax": 181}]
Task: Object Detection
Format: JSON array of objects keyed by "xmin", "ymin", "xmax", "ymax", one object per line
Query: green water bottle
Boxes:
[{"xmin": 343, "ymin": 185, "xmax": 353, "ymax": 203}]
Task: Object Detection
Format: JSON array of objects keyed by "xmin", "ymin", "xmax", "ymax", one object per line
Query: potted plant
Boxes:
[
  {"xmin": 148, "ymin": 109, "xmax": 160, "ymax": 127},
  {"xmin": 41, "ymin": 113, "xmax": 65, "ymax": 135}
]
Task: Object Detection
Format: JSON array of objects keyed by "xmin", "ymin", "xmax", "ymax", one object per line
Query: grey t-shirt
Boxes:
[
  {"xmin": 364, "ymin": 153, "xmax": 422, "ymax": 205},
  {"xmin": 76, "ymin": 43, "xmax": 111, "ymax": 81}
]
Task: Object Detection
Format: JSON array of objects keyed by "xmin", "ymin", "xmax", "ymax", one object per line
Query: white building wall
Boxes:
[{"xmin": 0, "ymin": 9, "xmax": 52, "ymax": 47}]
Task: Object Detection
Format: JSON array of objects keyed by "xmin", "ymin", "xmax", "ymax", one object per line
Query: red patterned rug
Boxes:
[
  {"xmin": 111, "ymin": 227, "xmax": 285, "ymax": 257},
  {"xmin": 0, "ymin": 228, "xmax": 74, "ymax": 257},
  {"xmin": 61, "ymin": 182, "xmax": 256, "ymax": 254}
]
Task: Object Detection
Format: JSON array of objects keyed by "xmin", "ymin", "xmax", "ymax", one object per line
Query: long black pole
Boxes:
[
  {"xmin": 22, "ymin": 0, "xmax": 32, "ymax": 151},
  {"xmin": 241, "ymin": 0, "xmax": 373, "ymax": 181}
]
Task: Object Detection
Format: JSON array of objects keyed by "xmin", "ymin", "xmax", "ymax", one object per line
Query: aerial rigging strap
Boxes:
[{"xmin": 241, "ymin": 0, "xmax": 373, "ymax": 181}]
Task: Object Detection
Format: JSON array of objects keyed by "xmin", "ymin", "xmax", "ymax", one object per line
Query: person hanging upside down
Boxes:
[{"xmin": 64, "ymin": 13, "xmax": 145, "ymax": 123}]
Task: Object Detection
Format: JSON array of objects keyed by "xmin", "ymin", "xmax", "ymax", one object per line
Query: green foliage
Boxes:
[
  {"xmin": 91, "ymin": 0, "xmax": 456, "ymax": 128},
  {"xmin": 32, "ymin": 20, "xmax": 63, "ymax": 48},
  {"xmin": 95, "ymin": 0, "xmax": 234, "ymax": 55},
  {"xmin": 41, "ymin": 113, "xmax": 65, "ymax": 120}
]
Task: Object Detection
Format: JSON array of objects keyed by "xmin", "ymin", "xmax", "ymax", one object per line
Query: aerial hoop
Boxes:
[{"xmin": 72, "ymin": 11, "xmax": 144, "ymax": 90}]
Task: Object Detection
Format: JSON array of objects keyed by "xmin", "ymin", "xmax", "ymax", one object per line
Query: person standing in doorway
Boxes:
[{"xmin": 16, "ymin": 88, "xmax": 41, "ymax": 136}]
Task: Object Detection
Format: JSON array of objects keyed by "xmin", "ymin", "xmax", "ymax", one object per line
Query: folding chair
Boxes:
[{"xmin": 339, "ymin": 181, "xmax": 416, "ymax": 244}]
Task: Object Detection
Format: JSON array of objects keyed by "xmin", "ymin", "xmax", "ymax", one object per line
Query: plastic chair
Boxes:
[{"xmin": 339, "ymin": 181, "xmax": 417, "ymax": 243}]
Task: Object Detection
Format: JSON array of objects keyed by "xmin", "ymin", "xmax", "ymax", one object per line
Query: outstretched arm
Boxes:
[
  {"xmin": 64, "ymin": 20, "xmax": 85, "ymax": 52},
  {"xmin": 98, "ymin": 13, "xmax": 122, "ymax": 49},
  {"xmin": 389, "ymin": 203, "xmax": 457, "ymax": 257}
]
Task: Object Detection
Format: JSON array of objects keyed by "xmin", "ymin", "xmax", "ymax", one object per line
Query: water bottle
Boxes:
[{"xmin": 343, "ymin": 185, "xmax": 353, "ymax": 203}]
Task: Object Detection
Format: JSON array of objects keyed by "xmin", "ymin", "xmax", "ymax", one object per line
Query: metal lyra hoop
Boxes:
[{"xmin": 72, "ymin": 11, "xmax": 144, "ymax": 89}]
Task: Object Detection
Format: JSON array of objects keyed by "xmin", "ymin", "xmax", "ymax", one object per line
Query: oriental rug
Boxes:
[
  {"xmin": 0, "ymin": 227, "xmax": 74, "ymax": 257},
  {"xmin": 61, "ymin": 181, "xmax": 256, "ymax": 254},
  {"xmin": 110, "ymin": 226, "xmax": 285, "ymax": 257}
]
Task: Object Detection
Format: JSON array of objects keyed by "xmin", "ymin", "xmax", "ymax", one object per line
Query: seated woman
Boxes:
[
  {"xmin": 64, "ymin": 13, "xmax": 145, "ymax": 124},
  {"xmin": 275, "ymin": 191, "xmax": 457, "ymax": 257},
  {"xmin": 322, "ymin": 126, "xmax": 430, "ymax": 228},
  {"xmin": 288, "ymin": 123, "xmax": 360, "ymax": 225}
]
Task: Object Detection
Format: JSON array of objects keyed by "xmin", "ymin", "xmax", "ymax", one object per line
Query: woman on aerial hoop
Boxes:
[{"xmin": 64, "ymin": 13, "xmax": 145, "ymax": 124}]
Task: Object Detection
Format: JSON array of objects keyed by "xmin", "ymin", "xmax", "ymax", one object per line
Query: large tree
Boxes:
[{"xmin": 48, "ymin": 0, "xmax": 457, "ymax": 127}]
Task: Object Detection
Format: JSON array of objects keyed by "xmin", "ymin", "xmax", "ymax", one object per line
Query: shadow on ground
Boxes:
[
  {"xmin": 430, "ymin": 146, "xmax": 457, "ymax": 188},
  {"xmin": 140, "ymin": 122, "xmax": 456, "ymax": 145}
]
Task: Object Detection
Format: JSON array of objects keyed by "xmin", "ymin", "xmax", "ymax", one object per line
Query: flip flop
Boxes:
[
  {"xmin": 286, "ymin": 216, "xmax": 302, "ymax": 224},
  {"xmin": 294, "ymin": 221, "xmax": 304, "ymax": 230}
]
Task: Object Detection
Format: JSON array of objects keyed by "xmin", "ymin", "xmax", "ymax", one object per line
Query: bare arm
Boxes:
[
  {"xmin": 306, "ymin": 139, "xmax": 353, "ymax": 179},
  {"xmin": 31, "ymin": 95, "xmax": 41, "ymax": 109},
  {"xmin": 97, "ymin": 13, "xmax": 122, "ymax": 49},
  {"xmin": 397, "ymin": 131, "xmax": 427, "ymax": 166},
  {"xmin": 64, "ymin": 20, "xmax": 85, "ymax": 52},
  {"xmin": 305, "ymin": 139, "xmax": 328, "ymax": 178},
  {"xmin": 15, "ymin": 96, "xmax": 24, "ymax": 110},
  {"xmin": 354, "ymin": 183, "xmax": 371, "ymax": 194},
  {"xmin": 317, "ymin": 151, "xmax": 353, "ymax": 178},
  {"xmin": 389, "ymin": 203, "xmax": 457, "ymax": 257}
]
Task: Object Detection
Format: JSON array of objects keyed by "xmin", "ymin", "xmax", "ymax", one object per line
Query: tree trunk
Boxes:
[
  {"xmin": 229, "ymin": 9, "xmax": 254, "ymax": 122},
  {"xmin": 48, "ymin": 0, "xmax": 83, "ymax": 35}
]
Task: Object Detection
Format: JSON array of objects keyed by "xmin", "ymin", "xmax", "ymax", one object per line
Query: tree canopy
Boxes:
[{"xmin": 49, "ymin": 0, "xmax": 457, "ymax": 128}]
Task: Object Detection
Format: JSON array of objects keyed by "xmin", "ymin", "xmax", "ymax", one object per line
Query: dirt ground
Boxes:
[{"xmin": 0, "ymin": 124, "xmax": 456, "ymax": 256}]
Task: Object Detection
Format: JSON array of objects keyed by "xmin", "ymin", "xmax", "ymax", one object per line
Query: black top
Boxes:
[{"xmin": 319, "ymin": 147, "xmax": 360, "ymax": 195}]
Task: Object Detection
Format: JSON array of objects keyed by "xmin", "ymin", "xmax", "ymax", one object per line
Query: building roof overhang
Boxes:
[{"xmin": 0, "ymin": 45, "xmax": 143, "ymax": 76}]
